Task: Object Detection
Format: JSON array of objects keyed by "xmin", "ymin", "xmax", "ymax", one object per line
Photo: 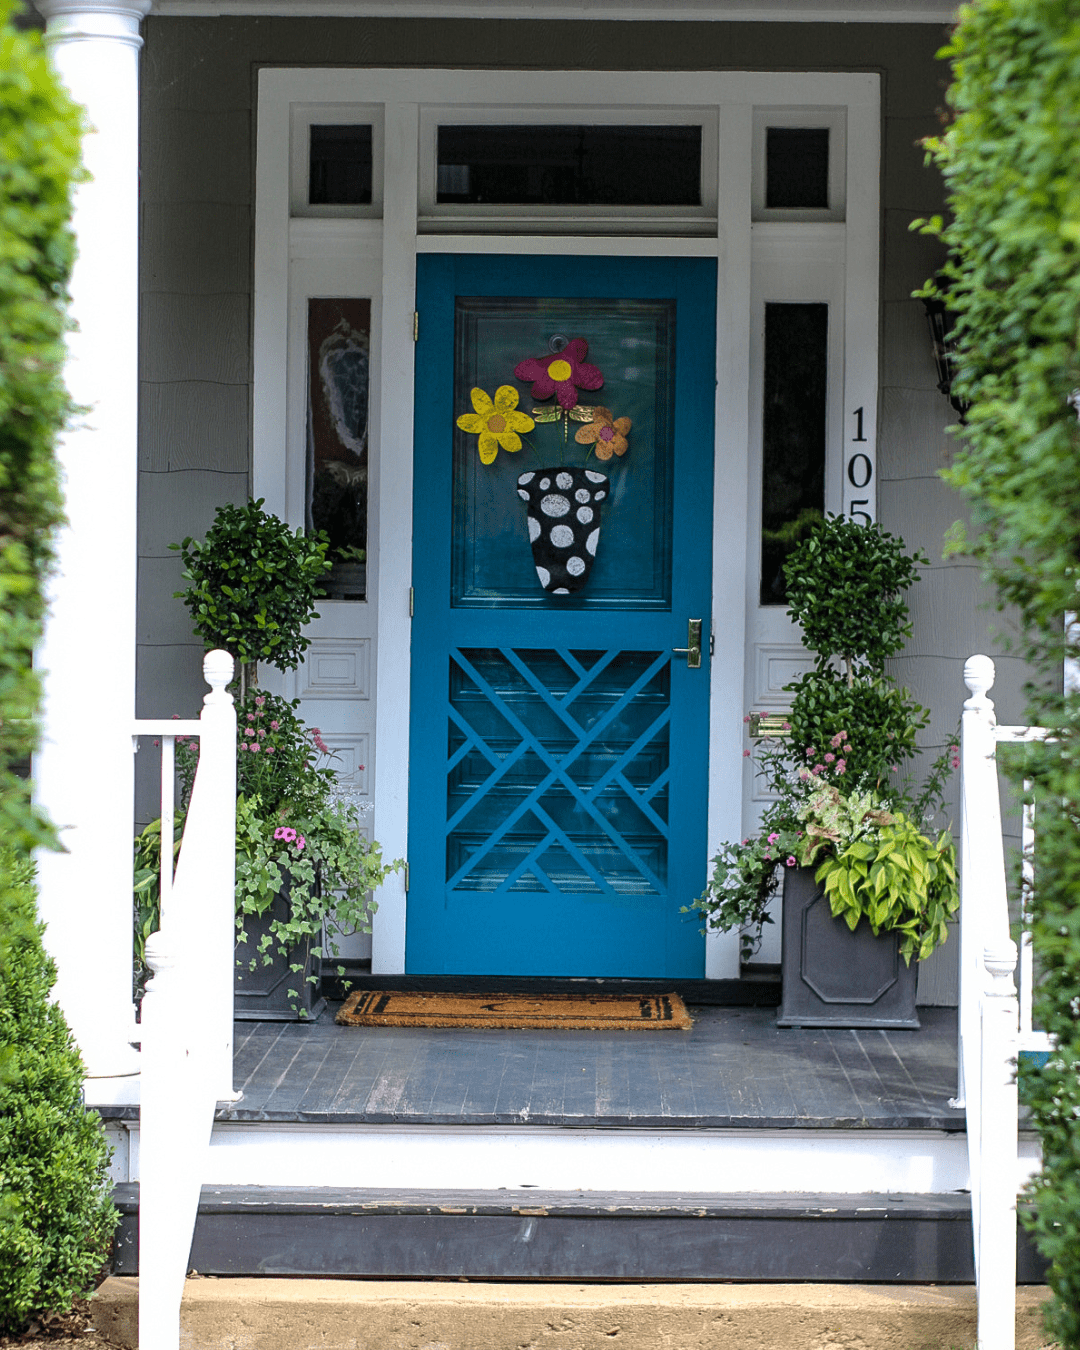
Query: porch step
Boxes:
[
  {"xmin": 92, "ymin": 1275, "xmax": 1055, "ymax": 1350},
  {"xmin": 109, "ymin": 1185, "xmax": 1049, "ymax": 1284}
]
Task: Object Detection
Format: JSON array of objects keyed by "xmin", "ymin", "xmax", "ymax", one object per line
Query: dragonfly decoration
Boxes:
[{"xmin": 531, "ymin": 404, "xmax": 597, "ymax": 443}]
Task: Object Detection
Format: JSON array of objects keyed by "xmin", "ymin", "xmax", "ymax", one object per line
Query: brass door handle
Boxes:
[{"xmin": 673, "ymin": 619, "xmax": 703, "ymax": 669}]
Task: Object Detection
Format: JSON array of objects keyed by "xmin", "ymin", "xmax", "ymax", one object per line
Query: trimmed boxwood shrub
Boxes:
[
  {"xmin": 920, "ymin": 4, "xmax": 1080, "ymax": 1345},
  {"xmin": 0, "ymin": 850, "xmax": 117, "ymax": 1333}
]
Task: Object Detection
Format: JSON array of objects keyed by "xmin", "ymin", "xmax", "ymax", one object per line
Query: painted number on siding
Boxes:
[{"xmin": 844, "ymin": 408, "xmax": 875, "ymax": 525}]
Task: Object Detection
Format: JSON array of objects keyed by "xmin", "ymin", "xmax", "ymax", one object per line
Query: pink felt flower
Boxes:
[{"xmin": 514, "ymin": 338, "xmax": 603, "ymax": 410}]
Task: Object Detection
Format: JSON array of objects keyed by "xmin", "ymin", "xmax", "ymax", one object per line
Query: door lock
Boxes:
[{"xmin": 673, "ymin": 619, "xmax": 703, "ymax": 669}]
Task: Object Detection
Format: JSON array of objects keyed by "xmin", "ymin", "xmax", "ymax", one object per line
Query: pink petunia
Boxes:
[
  {"xmin": 514, "ymin": 338, "xmax": 603, "ymax": 410},
  {"xmin": 296, "ymin": 835, "xmax": 306, "ymax": 851},
  {"xmin": 786, "ymin": 856, "xmax": 796, "ymax": 867},
  {"xmin": 273, "ymin": 826, "xmax": 287, "ymax": 840},
  {"xmin": 767, "ymin": 832, "xmax": 779, "ymax": 844}
]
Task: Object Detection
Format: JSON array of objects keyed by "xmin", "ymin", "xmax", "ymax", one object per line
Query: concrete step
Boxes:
[
  {"xmin": 92, "ymin": 1276, "xmax": 1058, "ymax": 1350},
  {"xmin": 109, "ymin": 1185, "xmax": 1049, "ymax": 1284}
]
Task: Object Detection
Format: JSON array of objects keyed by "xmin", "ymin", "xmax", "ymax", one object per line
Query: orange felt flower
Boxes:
[{"xmin": 574, "ymin": 406, "xmax": 631, "ymax": 460}]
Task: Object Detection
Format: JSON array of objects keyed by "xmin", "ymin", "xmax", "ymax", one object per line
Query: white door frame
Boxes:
[{"xmin": 254, "ymin": 67, "xmax": 880, "ymax": 975}]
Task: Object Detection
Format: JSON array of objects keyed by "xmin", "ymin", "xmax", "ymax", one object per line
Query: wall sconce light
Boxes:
[{"xmin": 921, "ymin": 289, "xmax": 969, "ymax": 418}]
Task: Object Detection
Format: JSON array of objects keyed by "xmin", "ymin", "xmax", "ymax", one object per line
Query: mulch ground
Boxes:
[{"xmin": 0, "ymin": 1301, "xmax": 118, "ymax": 1350}]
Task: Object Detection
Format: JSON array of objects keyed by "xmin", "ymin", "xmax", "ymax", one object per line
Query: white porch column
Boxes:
[{"xmin": 33, "ymin": 0, "xmax": 149, "ymax": 1080}]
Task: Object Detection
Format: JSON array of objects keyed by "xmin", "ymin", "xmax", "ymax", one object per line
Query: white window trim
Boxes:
[{"xmin": 254, "ymin": 67, "xmax": 880, "ymax": 978}]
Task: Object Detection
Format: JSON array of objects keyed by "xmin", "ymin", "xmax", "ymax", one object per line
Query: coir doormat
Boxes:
[{"xmin": 335, "ymin": 990, "xmax": 692, "ymax": 1030}]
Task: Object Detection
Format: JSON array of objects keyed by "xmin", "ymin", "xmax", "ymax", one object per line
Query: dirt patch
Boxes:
[{"xmin": 0, "ymin": 1301, "xmax": 120, "ymax": 1350}]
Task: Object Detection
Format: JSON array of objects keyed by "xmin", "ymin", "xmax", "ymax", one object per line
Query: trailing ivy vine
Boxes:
[{"xmin": 919, "ymin": 3, "xmax": 1080, "ymax": 1343}]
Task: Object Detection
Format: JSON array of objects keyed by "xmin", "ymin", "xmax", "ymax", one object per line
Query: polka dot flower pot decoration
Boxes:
[{"xmin": 516, "ymin": 466, "xmax": 609, "ymax": 595}]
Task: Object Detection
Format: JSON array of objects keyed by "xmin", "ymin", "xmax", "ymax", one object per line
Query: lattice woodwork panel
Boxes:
[{"xmin": 446, "ymin": 648, "xmax": 670, "ymax": 896}]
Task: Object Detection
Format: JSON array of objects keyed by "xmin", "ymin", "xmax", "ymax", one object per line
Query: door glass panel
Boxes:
[
  {"xmin": 437, "ymin": 125, "xmax": 701, "ymax": 206},
  {"xmin": 761, "ymin": 301, "xmax": 827, "ymax": 605},
  {"xmin": 446, "ymin": 647, "xmax": 670, "ymax": 897},
  {"xmin": 451, "ymin": 296, "xmax": 675, "ymax": 609},
  {"xmin": 306, "ymin": 297, "xmax": 370, "ymax": 600}
]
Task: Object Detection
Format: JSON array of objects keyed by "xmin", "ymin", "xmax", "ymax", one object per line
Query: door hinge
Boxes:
[
  {"xmin": 710, "ymin": 628, "xmax": 715, "ymax": 659},
  {"xmin": 413, "ymin": 311, "xmax": 419, "ymax": 342},
  {"xmin": 409, "ymin": 586, "xmax": 414, "ymax": 618},
  {"xmin": 403, "ymin": 862, "xmax": 409, "ymax": 892}
]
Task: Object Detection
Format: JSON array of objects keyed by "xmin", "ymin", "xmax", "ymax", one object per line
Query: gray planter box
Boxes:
[
  {"xmin": 777, "ymin": 866, "xmax": 919, "ymax": 1029},
  {"xmin": 234, "ymin": 888, "xmax": 325, "ymax": 1022}
]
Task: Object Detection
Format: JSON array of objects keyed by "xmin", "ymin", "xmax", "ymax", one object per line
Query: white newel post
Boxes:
[{"xmin": 32, "ymin": 0, "xmax": 150, "ymax": 1079}]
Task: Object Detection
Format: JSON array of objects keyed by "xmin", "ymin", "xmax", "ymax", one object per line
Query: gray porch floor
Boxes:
[{"xmin": 221, "ymin": 1002, "xmax": 965, "ymax": 1131}]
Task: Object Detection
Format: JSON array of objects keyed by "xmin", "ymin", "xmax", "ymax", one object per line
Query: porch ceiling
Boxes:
[
  {"xmin": 213, "ymin": 1003, "xmax": 963, "ymax": 1131},
  {"xmin": 147, "ymin": 0, "xmax": 959, "ymax": 21}
]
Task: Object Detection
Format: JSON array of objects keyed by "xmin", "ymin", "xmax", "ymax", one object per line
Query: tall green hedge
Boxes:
[
  {"xmin": 0, "ymin": 0, "xmax": 81, "ymax": 854},
  {"xmin": 920, "ymin": 4, "xmax": 1080, "ymax": 1344},
  {"xmin": 0, "ymin": 2, "xmax": 118, "ymax": 1333}
]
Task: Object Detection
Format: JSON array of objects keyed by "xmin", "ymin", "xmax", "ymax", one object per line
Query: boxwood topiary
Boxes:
[{"xmin": 0, "ymin": 849, "xmax": 117, "ymax": 1333}]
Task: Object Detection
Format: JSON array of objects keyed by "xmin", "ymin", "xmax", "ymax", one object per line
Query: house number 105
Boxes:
[{"xmin": 846, "ymin": 407, "xmax": 875, "ymax": 525}]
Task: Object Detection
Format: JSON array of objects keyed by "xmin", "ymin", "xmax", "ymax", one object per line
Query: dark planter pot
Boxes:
[
  {"xmin": 234, "ymin": 888, "xmax": 325, "ymax": 1022},
  {"xmin": 516, "ymin": 466, "xmax": 608, "ymax": 595},
  {"xmin": 777, "ymin": 866, "xmax": 919, "ymax": 1030}
]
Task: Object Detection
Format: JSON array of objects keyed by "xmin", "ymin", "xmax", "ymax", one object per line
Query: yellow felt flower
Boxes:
[{"xmin": 456, "ymin": 385, "xmax": 534, "ymax": 465}]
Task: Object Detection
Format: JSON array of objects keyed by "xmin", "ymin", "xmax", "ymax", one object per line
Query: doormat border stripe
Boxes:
[{"xmin": 335, "ymin": 989, "xmax": 692, "ymax": 1030}]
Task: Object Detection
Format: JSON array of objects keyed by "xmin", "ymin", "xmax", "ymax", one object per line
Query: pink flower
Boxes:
[
  {"xmin": 153, "ymin": 738, "xmax": 160, "ymax": 748},
  {"xmin": 743, "ymin": 749, "xmax": 751, "ymax": 758},
  {"xmin": 798, "ymin": 768, "xmax": 809, "ymax": 781},
  {"xmin": 890, "ymin": 764, "xmax": 899, "ymax": 772},
  {"xmin": 743, "ymin": 715, "xmax": 750, "ymax": 724},
  {"xmin": 782, "ymin": 721, "xmax": 791, "ymax": 730},
  {"xmin": 270, "ymin": 720, "xmax": 280, "ymax": 731},
  {"xmin": 786, "ymin": 856, "xmax": 796, "ymax": 867},
  {"xmin": 274, "ymin": 826, "xmax": 297, "ymax": 843},
  {"xmin": 951, "ymin": 756, "xmax": 960, "ymax": 769},
  {"xmin": 742, "ymin": 838, "xmax": 750, "ymax": 846},
  {"xmin": 805, "ymin": 747, "xmax": 815, "ymax": 758},
  {"xmin": 250, "ymin": 742, "xmax": 260, "ymax": 753},
  {"xmin": 257, "ymin": 728, "xmax": 266, "ymax": 738},
  {"xmin": 835, "ymin": 759, "xmax": 847, "ymax": 774},
  {"xmin": 247, "ymin": 713, "xmax": 255, "ymax": 722},
  {"xmin": 255, "ymin": 696, "xmax": 266, "ymax": 707},
  {"xmin": 266, "ymin": 745, "xmax": 275, "ymax": 754},
  {"xmin": 514, "ymin": 338, "xmax": 604, "ymax": 410},
  {"xmin": 813, "ymin": 764, "xmax": 824, "ymax": 775},
  {"xmin": 764, "ymin": 852, "xmax": 772, "ymax": 861},
  {"xmin": 296, "ymin": 835, "xmax": 306, "ymax": 851},
  {"xmin": 830, "ymin": 732, "xmax": 844, "ymax": 749},
  {"xmin": 767, "ymin": 832, "xmax": 779, "ymax": 844},
  {"xmin": 843, "ymin": 743, "xmax": 853, "ymax": 754},
  {"xmin": 824, "ymin": 752, "xmax": 835, "ymax": 763}
]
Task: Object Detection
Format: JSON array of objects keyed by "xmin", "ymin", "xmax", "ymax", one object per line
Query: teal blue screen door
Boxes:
[{"xmin": 407, "ymin": 254, "xmax": 716, "ymax": 977}]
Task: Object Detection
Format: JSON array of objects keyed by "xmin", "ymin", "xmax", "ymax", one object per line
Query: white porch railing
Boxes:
[
  {"xmin": 133, "ymin": 651, "xmax": 238, "ymax": 1350},
  {"xmin": 957, "ymin": 655, "xmax": 1052, "ymax": 1350}
]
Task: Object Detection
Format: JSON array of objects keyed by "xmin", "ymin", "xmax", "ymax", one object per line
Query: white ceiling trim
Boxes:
[{"xmin": 150, "ymin": 0, "xmax": 958, "ymax": 21}]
